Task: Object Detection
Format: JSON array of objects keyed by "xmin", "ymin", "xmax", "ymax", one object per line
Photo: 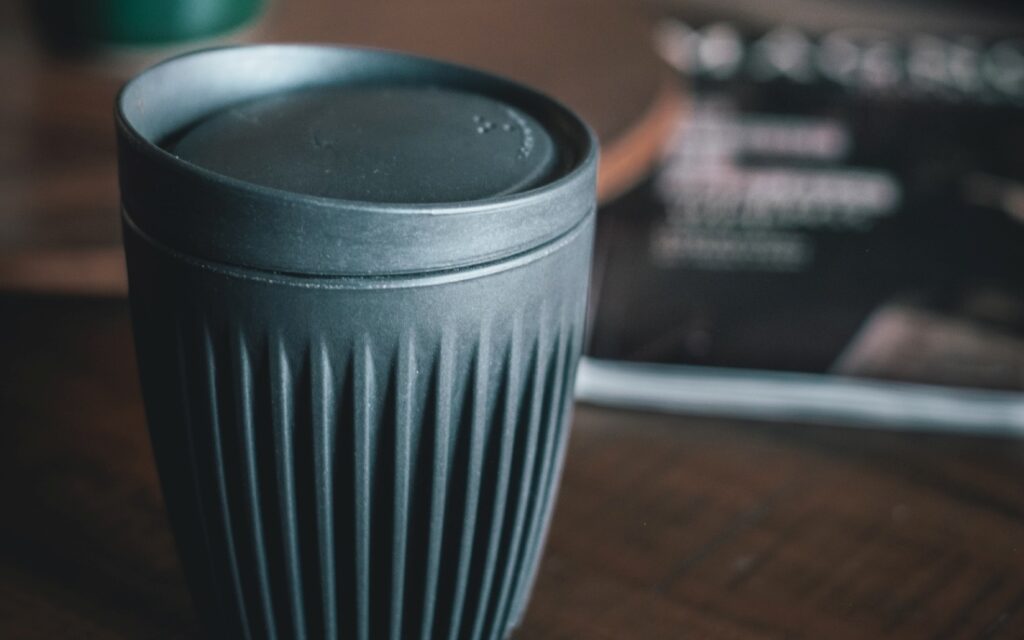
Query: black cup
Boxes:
[{"xmin": 117, "ymin": 45, "xmax": 596, "ymax": 639}]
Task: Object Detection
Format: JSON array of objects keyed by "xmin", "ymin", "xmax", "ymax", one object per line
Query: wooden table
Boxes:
[{"xmin": 3, "ymin": 295, "xmax": 1023, "ymax": 639}]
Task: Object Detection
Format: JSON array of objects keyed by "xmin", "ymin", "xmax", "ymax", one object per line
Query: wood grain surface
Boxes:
[
  {"xmin": 2, "ymin": 295, "xmax": 1022, "ymax": 639},
  {"xmin": 0, "ymin": 0, "xmax": 682, "ymax": 296}
]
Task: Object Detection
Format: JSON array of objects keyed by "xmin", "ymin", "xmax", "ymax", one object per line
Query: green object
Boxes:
[{"xmin": 33, "ymin": 0, "xmax": 264, "ymax": 48}]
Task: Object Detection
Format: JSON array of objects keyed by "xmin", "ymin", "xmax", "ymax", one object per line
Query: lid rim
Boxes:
[{"xmin": 116, "ymin": 44, "xmax": 597, "ymax": 276}]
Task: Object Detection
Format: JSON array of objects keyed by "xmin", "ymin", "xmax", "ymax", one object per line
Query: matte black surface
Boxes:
[
  {"xmin": 116, "ymin": 45, "xmax": 596, "ymax": 276},
  {"xmin": 169, "ymin": 86, "xmax": 558, "ymax": 204},
  {"xmin": 117, "ymin": 45, "xmax": 597, "ymax": 640},
  {"xmin": 124, "ymin": 217, "xmax": 593, "ymax": 640}
]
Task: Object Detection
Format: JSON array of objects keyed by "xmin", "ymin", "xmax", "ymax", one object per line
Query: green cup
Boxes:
[{"xmin": 32, "ymin": 0, "xmax": 264, "ymax": 50}]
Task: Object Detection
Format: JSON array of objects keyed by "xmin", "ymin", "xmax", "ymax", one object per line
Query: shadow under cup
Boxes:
[{"xmin": 116, "ymin": 46, "xmax": 596, "ymax": 639}]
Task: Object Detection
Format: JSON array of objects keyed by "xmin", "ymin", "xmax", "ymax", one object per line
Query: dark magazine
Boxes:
[{"xmin": 582, "ymin": 14, "xmax": 1024, "ymax": 432}]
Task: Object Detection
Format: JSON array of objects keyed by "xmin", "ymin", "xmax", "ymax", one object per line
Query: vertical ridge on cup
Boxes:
[
  {"xmin": 130, "ymin": 252, "xmax": 587, "ymax": 638},
  {"xmin": 119, "ymin": 44, "xmax": 596, "ymax": 640}
]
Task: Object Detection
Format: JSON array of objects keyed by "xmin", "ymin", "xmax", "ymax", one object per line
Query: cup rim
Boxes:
[{"xmin": 116, "ymin": 44, "xmax": 598, "ymax": 277}]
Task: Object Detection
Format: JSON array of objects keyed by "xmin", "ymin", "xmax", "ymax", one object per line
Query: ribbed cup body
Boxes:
[{"xmin": 123, "ymin": 212, "xmax": 593, "ymax": 640}]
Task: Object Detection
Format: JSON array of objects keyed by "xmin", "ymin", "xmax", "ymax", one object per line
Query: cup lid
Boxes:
[{"xmin": 116, "ymin": 45, "xmax": 597, "ymax": 276}]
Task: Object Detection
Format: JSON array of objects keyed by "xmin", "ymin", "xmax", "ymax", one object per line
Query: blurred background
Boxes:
[
  {"xmin": 3, "ymin": 0, "xmax": 1024, "ymax": 637},
  {"xmin": 4, "ymin": 0, "xmax": 1024, "ymax": 425},
  {"xmin": 0, "ymin": 0, "xmax": 674, "ymax": 295}
]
